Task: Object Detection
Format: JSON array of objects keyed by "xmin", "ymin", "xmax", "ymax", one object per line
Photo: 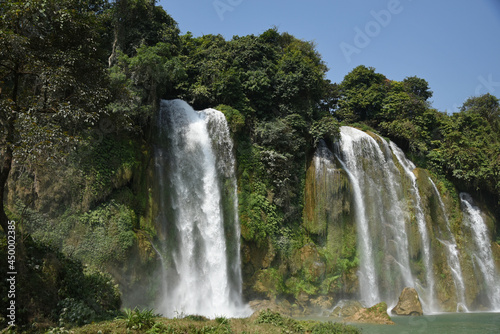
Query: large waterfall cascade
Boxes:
[
  {"xmin": 460, "ymin": 193, "xmax": 500, "ymax": 311},
  {"xmin": 390, "ymin": 142, "xmax": 436, "ymax": 312},
  {"xmin": 153, "ymin": 99, "xmax": 250, "ymax": 318},
  {"xmin": 334, "ymin": 126, "xmax": 500, "ymax": 313},
  {"xmin": 336, "ymin": 126, "xmax": 415, "ymax": 307},
  {"xmin": 152, "ymin": 108, "xmax": 500, "ymax": 316}
]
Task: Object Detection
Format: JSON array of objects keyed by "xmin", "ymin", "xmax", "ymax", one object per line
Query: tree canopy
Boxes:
[
  {"xmin": 0, "ymin": 0, "xmax": 112, "ymax": 232},
  {"xmin": 1, "ymin": 0, "xmax": 499, "ymax": 236},
  {"xmin": 336, "ymin": 65, "xmax": 500, "ymax": 206}
]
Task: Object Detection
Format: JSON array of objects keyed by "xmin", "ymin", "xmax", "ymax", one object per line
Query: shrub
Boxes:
[
  {"xmin": 311, "ymin": 322, "xmax": 362, "ymax": 334},
  {"xmin": 121, "ymin": 307, "xmax": 157, "ymax": 330}
]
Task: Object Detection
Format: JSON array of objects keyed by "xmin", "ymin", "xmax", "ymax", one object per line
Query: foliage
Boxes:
[
  {"xmin": 77, "ymin": 135, "xmax": 139, "ymax": 209},
  {"xmin": 178, "ymin": 28, "xmax": 329, "ymax": 120},
  {"xmin": 337, "ymin": 65, "xmax": 500, "ymax": 207},
  {"xmin": 72, "ymin": 201, "xmax": 137, "ymax": 266},
  {"xmin": 337, "ymin": 65, "xmax": 388, "ymax": 122},
  {"xmin": 121, "ymin": 307, "xmax": 157, "ymax": 330},
  {"xmin": 108, "ymin": 0, "xmax": 180, "ymax": 59},
  {"xmin": 0, "ymin": 0, "xmax": 110, "ymax": 156},
  {"xmin": 53, "ymin": 314, "xmax": 363, "ymax": 334},
  {"xmin": 183, "ymin": 315, "xmax": 209, "ymax": 322},
  {"xmin": 254, "ymin": 309, "xmax": 360, "ymax": 334},
  {"xmin": 216, "ymin": 104, "xmax": 246, "ymax": 134},
  {"xmin": 403, "ymin": 76, "xmax": 433, "ymax": 101},
  {"xmin": 3, "ymin": 0, "xmax": 500, "ymax": 325},
  {"xmin": 310, "ymin": 322, "xmax": 361, "ymax": 334},
  {"xmin": 0, "ymin": 235, "xmax": 121, "ymax": 329},
  {"xmin": 427, "ymin": 94, "xmax": 500, "ymax": 199},
  {"xmin": 255, "ymin": 309, "xmax": 304, "ymax": 333},
  {"xmin": 109, "ymin": 42, "xmax": 186, "ymax": 126},
  {"xmin": 214, "ymin": 316, "xmax": 229, "ymax": 326},
  {"xmin": 19, "ymin": 183, "xmax": 138, "ymax": 268},
  {"xmin": 310, "ymin": 116, "xmax": 341, "ymax": 147},
  {"xmin": 58, "ymin": 298, "xmax": 97, "ymax": 327},
  {"xmin": 0, "ymin": 0, "xmax": 112, "ymax": 232},
  {"xmin": 256, "ymin": 309, "xmax": 286, "ymax": 327}
]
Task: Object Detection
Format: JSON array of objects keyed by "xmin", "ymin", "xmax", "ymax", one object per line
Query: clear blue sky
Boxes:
[{"xmin": 157, "ymin": 0, "xmax": 500, "ymax": 113}]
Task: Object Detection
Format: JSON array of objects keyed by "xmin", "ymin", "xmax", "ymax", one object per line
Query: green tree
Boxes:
[
  {"xmin": 108, "ymin": 0, "xmax": 180, "ymax": 64},
  {"xmin": 337, "ymin": 65, "xmax": 388, "ymax": 122},
  {"xmin": 403, "ymin": 75, "xmax": 433, "ymax": 101},
  {"xmin": 108, "ymin": 42, "xmax": 186, "ymax": 128},
  {"xmin": 0, "ymin": 0, "xmax": 110, "ymax": 233},
  {"xmin": 460, "ymin": 93, "xmax": 500, "ymax": 130},
  {"xmin": 105, "ymin": 0, "xmax": 183, "ymax": 131},
  {"xmin": 428, "ymin": 94, "xmax": 500, "ymax": 199}
]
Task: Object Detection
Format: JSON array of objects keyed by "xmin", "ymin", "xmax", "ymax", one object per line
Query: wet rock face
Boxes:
[
  {"xmin": 331, "ymin": 300, "xmax": 363, "ymax": 317},
  {"xmin": 391, "ymin": 287, "xmax": 424, "ymax": 316},
  {"xmin": 248, "ymin": 299, "xmax": 294, "ymax": 318}
]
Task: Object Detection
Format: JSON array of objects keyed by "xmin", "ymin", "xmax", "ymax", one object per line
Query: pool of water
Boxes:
[{"xmin": 351, "ymin": 313, "xmax": 500, "ymax": 334}]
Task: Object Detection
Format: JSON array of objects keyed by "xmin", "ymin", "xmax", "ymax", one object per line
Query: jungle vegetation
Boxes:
[{"xmin": 1, "ymin": 0, "xmax": 499, "ymax": 330}]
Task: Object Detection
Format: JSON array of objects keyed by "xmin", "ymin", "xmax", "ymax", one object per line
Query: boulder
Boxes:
[
  {"xmin": 331, "ymin": 300, "xmax": 363, "ymax": 317},
  {"xmin": 310, "ymin": 295, "xmax": 334, "ymax": 310},
  {"xmin": 345, "ymin": 302, "xmax": 395, "ymax": 325},
  {"xmin": 391, "ymin": 287, "xmax": 423, "ymax": 316}
]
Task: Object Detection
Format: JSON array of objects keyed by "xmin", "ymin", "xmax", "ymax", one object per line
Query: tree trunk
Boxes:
[
  {"xmin": 0, "ymin": 66, "xmax": 18, "ymax": 233},
  {"xmin": 0, "ymin": 145, "xmax": 13, "ymax": 233},
  {"xmin": 108, "ymin": 26, "xmax": 119, "ymax": 68}
]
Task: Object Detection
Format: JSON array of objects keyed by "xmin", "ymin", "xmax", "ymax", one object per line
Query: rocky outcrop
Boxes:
[
  {"xmin": 391, "ymin": 287, "xmax": 423, "ymax": 316},
  {"xmin": 345, "ymin": 302, "xmax": 394, "ymax": 325},
  {"xmin": 249, "ymin": 296, "xmax": 337, "ymax": 318},
  {"xmin": 331, "ymin": 300, "xmax": 363, "ymax": 317},
  {"xmin": 249, "ymin": 299, "xmax": 294, "ymax": 318},
  {"xmin": 310, "ymin": 296, "xmax": 334, "ymax": 311}
]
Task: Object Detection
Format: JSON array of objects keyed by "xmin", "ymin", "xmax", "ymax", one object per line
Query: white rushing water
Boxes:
[
  {"xmin": 460, "ymin": 193, "xmax": 500, "ymax": 311},
  {"xmin": 429, "ymin": 179, "xmax": 468, "ymax": 312},
  {"xmin": 336, "ymin": 128, "xmax": 380, "ymax": 306},
  {"xmin": 154, "ymin": 99, "xmax": 250, "ymax": 318},
  {"xmin": 336, "ymin": 126, "xmax": 414, "ymax": 307},
  {"xmin": 390, "ymin": 142, "xmax": 436, "ymax": 312}
]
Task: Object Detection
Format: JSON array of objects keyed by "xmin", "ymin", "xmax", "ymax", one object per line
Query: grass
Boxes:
[
  {"xmin": 120, "ymin": 307, "xmax": 157, "ymax": 330},
  {"xmin": 56, "ymin": 309, "xmax": 362, "ymax": 334}
]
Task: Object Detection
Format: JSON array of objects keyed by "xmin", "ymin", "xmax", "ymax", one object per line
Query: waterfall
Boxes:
[
  {"xmin": 390, "ymin": 142, "xmax": 436, "ymax": 312},
  {"xmin": 429, "ymin": 180, "xmax": 468, "ymax": 312},
  {"xmin": 460, "ymin": 193, "xmax": 500, "ymax": 311},
  {"xmin": 314, "ymin": 140, "xmax": 337, "ymax": 178},
  {"xmin": 336, "ymin": 126, "xmax": 414, "ymax": 307},
  {"xmin": 336, "ymin": 129, "xmax": 380, "ymax": 306},
  {"xmin": 154, "ymin": 99, "xmax": 250, "ymax": 318}
]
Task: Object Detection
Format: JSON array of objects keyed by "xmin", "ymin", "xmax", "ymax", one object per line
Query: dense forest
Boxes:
[{"xmin": 1, "ymin": 0, "xmax": 500, "ymax": 330}]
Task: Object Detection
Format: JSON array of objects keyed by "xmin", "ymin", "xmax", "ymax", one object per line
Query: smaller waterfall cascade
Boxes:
[
  {"xmin": 429, "ymin": 180, "xmax": 468, "ymax": 312},
  {"xmin": 460, "ymin": 193, "xmax": 500, "ymax": 311},
  {"xmin": 336, "ymin": 128, "xmax": 380, "ymax": 306},
  {"xmin": 154, "ymin": 99, "xmax": 250, "ymax": 318},
  {"xmin": 390, "ymin": 142, "xmax": 436, "ymax": 312},
  {"xmin": 314, "ymin": 140, "xmax": 337, "ymax": 177},
  {"xmin": 336, "ymin": 126, "xmax": 414, "ymax": 307}
]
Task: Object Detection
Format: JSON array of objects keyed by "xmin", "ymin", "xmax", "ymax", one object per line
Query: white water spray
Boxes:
[
  {"xmin": 390, "ymin": 142, "xmax": 436, "ymax": 312},
  {"xmin": 154, "ymin": 99, "xmax": 250, "ymax": 318},
  {"xmin": 336, "ymin": 126, "xmax": 414, "ymax": 307},
  {"xmin": 460, "ymin": 193, "xmax": 500, "ymax": 311},
  {"xmin": 429, "ymin": 179, "xmax": 468, "ymax": 312}
]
